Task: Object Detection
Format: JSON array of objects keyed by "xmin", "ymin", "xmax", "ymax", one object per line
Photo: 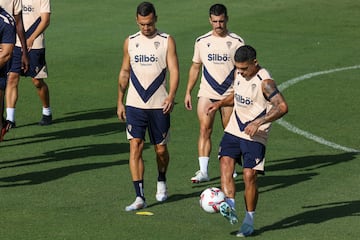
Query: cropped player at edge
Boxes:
[
  {"xmin": 0, "ymin": 0, "xmax": 29, "ymax": 142},
  {"xmin": 4, "ymin": 0, "xmax": 52, "ymax": 138},
  {"xmin": 0, "ymin": 6, "xmax": 16, "ymax": 139}
]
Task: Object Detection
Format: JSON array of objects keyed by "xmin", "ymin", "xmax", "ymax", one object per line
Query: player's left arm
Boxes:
[
  {"xmin": 245, "ymin": 79, "xmax": 288, "ymax": 137},
  {"xmin": 117, "ymin": 37, "xmax": 130, "ymax": 121},
  {"xmin": 163, "ymin": 35, "xmax": 180, "ymax": 114},
  {"xmin": 13, "ymin": 13, "xmax": 29, "ymax": 73},
  {"xmin": 206, "ymin": 92, "xmax": 234, "ymax": 115},
  {"xmin": 0, "ymin": 43, "xmax": 14, "ymax": 68},
  {"xmin": 26, "ymin": 12, "xmax": 50, "ymax": 50}
]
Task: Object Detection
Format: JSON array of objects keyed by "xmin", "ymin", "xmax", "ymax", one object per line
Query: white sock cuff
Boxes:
[
  {"xmin": 42, "ymin": 107, "xmax": 52, "ymax": 116},
  {"xmin": 198, "ymin": 156, "xmax": 209, "ymax": 174},
  {"xmin": 6, "ymin": 108, "xmax": 15, "ymax": 122}
]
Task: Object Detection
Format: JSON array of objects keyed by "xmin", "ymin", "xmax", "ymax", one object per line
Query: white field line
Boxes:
[{"xmin": 277, "ymin": 65, "xmax": 360, "ymax": 153}]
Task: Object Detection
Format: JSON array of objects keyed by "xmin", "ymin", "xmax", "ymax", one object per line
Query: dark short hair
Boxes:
[
  {"xmin": 137, "ymin": 1, "xmax": 156, "ymax": 17},
  {"xmin": 209, "ymin": 3, "xmax": 228, "ymax": 17},
  {"xmin": 235, "ymin": 45, "xmax": 257, "ymax": 62}
]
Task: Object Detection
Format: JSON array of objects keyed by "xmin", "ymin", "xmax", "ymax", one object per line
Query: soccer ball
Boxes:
[{"xmin": 199, "ymin": 187, "xmax": 226, "ymax": 213}]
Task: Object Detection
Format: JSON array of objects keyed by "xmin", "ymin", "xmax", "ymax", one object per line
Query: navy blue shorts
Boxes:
[
  {"xmin": 0, "ymin": 67, "xmax": 7, "ymax": 90},
  {"xmin": 9, "ymin": 46, "xmax": 47, "ymax": 78},
  {"xmin": 125, "ymin": 106, "xmax": 170, "ymax": 145},
  {"xmin": 218, "ymin": 132, "xmax": 266, "ymax": 173},
  {"xmin": 0, "ymin": 8, "xmax": 16, "ymax": 90}
]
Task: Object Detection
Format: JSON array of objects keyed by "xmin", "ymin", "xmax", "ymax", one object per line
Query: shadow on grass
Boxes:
[
  {"xmin": 257, "ymin": 152, "xmax": 358, "ymax": 193},
  {"xmin": 148, "ymin": 152, "xmax": 358, "ymax": 209},
  {"xmin": 18, "ymin": 107, "xmax": 118, "ymax": 127},
  {"xmin": 0, "ymin": 159, "xmax": 127, "ymax": 187},
  {"xmin": 256, "ymin": 200, "xmax": 360, "ymax": 235},
  {"xmin": 3, "ymin": 121, "xmax": 125, "ymax": 147},
  {"xmin": 267, "ymin": 152, "xmax": 359, "ymax": 172},
  {"xmin": 1, "ymin": 107, "xmax": 125, "ymax": 147},
  {"xmin": 257, "ymin": 172, "xmax": 318, "ymax": 193},
  {"xmin": 146, "ymin": 190, "xmax": 204, "ymax": 209},
  {"xmin": 0, "ymin": 143, "xmax": 129, "ymax": 169},
  {"xmin": 0, "ymin": 107, "xmax": 152, "ymax": 187}
]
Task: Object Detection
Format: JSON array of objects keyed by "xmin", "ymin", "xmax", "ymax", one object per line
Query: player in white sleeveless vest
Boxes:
[
  {"xmin": 184, "ymin": 4, "xmax": 244, "ymax": 183},
  {"xmin": 117, "ymin": 2, "xmax": 179, "ymax": 211},
  {"xmin": 207, "ymin": 45, "xmax": 288, "ymax": 237},
  {"xmin": 0, "ymin": 8, "xmax": 15, "ymax": 66},
  {"xmin": 0, "ymin": 0, "xmax": 28, "ymax": 65},
  {"xmin": 126, "ymin": 31, "xmax": 170, "ymax": 109},
  {"xmin": 0, "ymin": 0, "xmax": 30, "ymax": 140},
  {"xmin": 4, "ymin": 0, "xmax": 51, "ymax": 131},
  {"xmin": 0, "ymin": 6, "xmax": 16, "ymax": 141}
]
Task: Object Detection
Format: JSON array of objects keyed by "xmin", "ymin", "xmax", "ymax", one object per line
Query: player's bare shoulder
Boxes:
[
  {"xmin": 227, "ymin": 32, "xmax": 245, "ymax": 44},
  {"xmin": 262, "ymin": 78, "xmax": 278, "ymax": 97}
]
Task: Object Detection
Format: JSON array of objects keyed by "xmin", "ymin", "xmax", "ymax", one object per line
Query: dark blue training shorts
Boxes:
[
  {"xmin": 218, "ymin": 132, "xmax": 266, "ymax": 173},
  {"xmin": 125, "ymin": 106, "xmax": 170, "ymax": 145},
  {"xmin": 9, "ymin": 46, "xmax": 47, "ymax": 78}
]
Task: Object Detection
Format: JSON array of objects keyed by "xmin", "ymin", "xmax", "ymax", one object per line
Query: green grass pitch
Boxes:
[{"xmin": 1, "ymin": 0, "xmax": 359, "ymax": 239}]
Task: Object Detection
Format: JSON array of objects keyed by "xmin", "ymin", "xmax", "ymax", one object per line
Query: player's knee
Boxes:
[
  {"xmin": 6, "ymin": 76, "xmax": 19, "ymax": 88},
  {"xmin": 32, "ymin": 78, "xmax": 45, "ymax": 89},
  {"xmin": 130, "ymin": 138, "xmax": 144, "ymax": 149},
  {"xmin": 242, "ymin": 168, "xmax": 257, "ymax": 182},
  {"xmin": 220, "ymin": 156, "xmax": 235, "ymax": 172},
  {"xmin": 199, "ymin": 125, "xmax": 212, "ymax": 137},
  {"xmin": 155, "ymin": 144, "xmax": 168, "ymax": 157}
]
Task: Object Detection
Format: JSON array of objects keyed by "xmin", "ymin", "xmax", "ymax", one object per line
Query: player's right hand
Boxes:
[
  {"xmin": 117, "ymin": 104, "xmax": 126, "ymax": 121},
  {"xmin": 184, "ymin": 94, "xmax": 192, "ymax": 110}
]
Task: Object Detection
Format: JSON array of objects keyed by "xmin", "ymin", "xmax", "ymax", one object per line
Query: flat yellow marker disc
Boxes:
[{"xmin": 136, "ymin": 211, "xmax": 154, "ymax": 216}]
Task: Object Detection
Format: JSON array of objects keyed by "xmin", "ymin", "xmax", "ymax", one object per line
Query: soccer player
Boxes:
[
  {"xmin": 184, "ymin": 4, "xmax": 245, "ymax": 183},
  {"xmin": 3, "ymin": 0, "xmax": 52, "ymax": 139},
  {"xmin": 117, "ymin": 2, "xmax": 179, "ymax": 211},
  {"xmin": 0, "ymin": 7, "xmax": 16, "ymax": 141},
  {"xmin": 207, "ymin": 45, "xmax": 288, "ymax": 237},
  {"xmin": 0, "ymin": 8, "xmax": 16, "ymax": 65},
  {"xmin": 0, "ymin": 0, "xmax": 29, "ymax": 141}
]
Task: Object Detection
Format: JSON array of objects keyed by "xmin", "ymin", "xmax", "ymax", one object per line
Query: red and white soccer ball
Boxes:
[{"xmin": 199, "ymin": 187, "xmax": 226, "ymax": 213}]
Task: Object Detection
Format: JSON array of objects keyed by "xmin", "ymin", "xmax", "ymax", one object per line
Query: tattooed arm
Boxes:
[{"xmin": 244, "ymin": 79, "xmax": 288, "ymax": 137}]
